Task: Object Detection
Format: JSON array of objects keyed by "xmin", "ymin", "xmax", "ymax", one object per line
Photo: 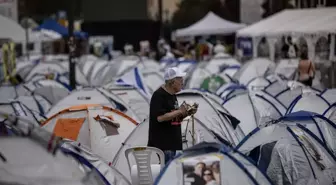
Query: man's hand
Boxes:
[
  {"xmin": 187, "ymin": 103, "xmax": 198, "ymax": 116},
  {"xmin": 179, "ymin": 103, "xmax": 188, "ymax": 117}
]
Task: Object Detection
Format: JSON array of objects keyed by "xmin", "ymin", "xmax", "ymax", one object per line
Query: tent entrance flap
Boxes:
[{"xmin": 53, "ymin": 118, "xmax": 85, "ymax": 140}]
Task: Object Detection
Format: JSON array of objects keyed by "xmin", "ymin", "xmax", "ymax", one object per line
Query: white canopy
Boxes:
[
  {"xmin": 29, "ymin": 29, "xmax": 62, "ymax": 42},
  {"xmin": 0, "ymin": 14, "xmax": 25, "ymax": 42},
  {"xmin": 173, "ymin": 12, "xmax": 246, "ymax": 37},
  {"xmin": 237, "ymin": 7, "xmax": 336, "ymax": 37}
]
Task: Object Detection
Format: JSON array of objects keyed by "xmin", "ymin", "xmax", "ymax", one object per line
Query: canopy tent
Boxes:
[
  {"xmin": 28, "ymin": 28, "xmax": 62, "ymax": 42},
  {"xmin": 173, "ymin": 12, "xmax": 246, "ymax": 38},
  {"xmin": 0, "ymin": 14, "xmax": 25, "ymax": 42},
  {"xmin": 35, "ymin": 19, "xmax": 88, "ymax": 38},
  {"xmin": 236, "ymin": 7, "xmax": 336, "ymax": 60},
  {"xmin": 238, "ymin": 7, "xmax": 336, "ymax": 37}
]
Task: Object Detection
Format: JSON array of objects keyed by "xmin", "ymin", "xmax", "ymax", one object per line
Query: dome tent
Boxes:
[
  {"xmin": 236, "ymin": 124, "xmax": 336, "ymax": 185},
  {"xmin": 154, "ymin": 142, "xmax": 273, "ymax": 185},
  {"xmin": 0, "ymin": 113, "xmax": 108, "ymax": 185},
  {"xmin": 276, "ymin": 111, "xmax": 336, "ymax": 155},
  {"xmin": 42, "ymin": 105, "xmax": 138, "ymax": 164},
  {"xmin": 111, "ymin": 118, "xmax": 221, "ymax": 182}
]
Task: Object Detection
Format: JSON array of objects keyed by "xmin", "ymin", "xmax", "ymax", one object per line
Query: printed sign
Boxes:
[
  {"xmin": 181, "ymin": 154, "xmax": 222, "ymax": 185},
  {"xmin": 237, "ymin": 37, "xmax": 253, "ymax": 57}
]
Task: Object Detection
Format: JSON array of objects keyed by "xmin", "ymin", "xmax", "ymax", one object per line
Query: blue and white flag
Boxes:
[{"xmin": 115, "ymin": 67, "xmax": 150, "ymax": 98}]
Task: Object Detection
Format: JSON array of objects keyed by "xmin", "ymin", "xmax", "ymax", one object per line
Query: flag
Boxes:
[{"xmin": 115, "ymin": 67, "xmax": 150, "ymax": 98}]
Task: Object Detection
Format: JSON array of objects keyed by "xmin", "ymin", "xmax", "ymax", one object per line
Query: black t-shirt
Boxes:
[{"xmin": 148, "ymin": 87, "xmax": 182, "ymax": 151}]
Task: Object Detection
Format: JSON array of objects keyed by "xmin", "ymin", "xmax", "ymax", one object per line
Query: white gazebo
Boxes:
[
  {"xmin": 173, "ymin": 12, "xmax": 246, "ymax": 38},
  {"xmin": 236, "ymin": 7, "xmax": 336, "ymax": 61}
]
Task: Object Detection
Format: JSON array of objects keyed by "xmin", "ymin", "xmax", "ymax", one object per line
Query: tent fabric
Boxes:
[
  {"xmin": 105, "ymin": 85, "xmax": 150, "ymax": 122},
  {"xmin": 46, "ymin": 88, "xmax": 139, "ymax": 122},
  {"xmin": 142, "ymin": 70, "xmax": 165, "ymax": 94},
  {"xmin": 277, "ymin": 111, "xmax": 336, "ymax": 155},
  {"xmin": 233, "ymin": 58, "xmax": 275, "ymax": 85},
  {"xmin": 25, "ymin": 62, "xmax": 68, "ymax": 81},
  {"xmin": 223, "ymin": 90, "xmax": 286, "ymax": 136},
  {"xmin": 174, "ymin": 12, "xmax": 246, "ymax": 37},
  {"xmin": 176, "ymin": 90, "xmax": 243, "ymax": 145},
  {"xmin": 286, "ymin": 92, "xmax": 330, "ymax": 115},
  {"xmin": 31, "ymin": 86, "xmax": 70, "ymax": 105},
  {"xmin": 320, "ymin": 89, "xmax": 336, "ymax": 105},
  {"xmin": 0, "ymin": 85, "xmax": 31, "ymax": 102},
  {"xmin": 236, "ymin": 124, "xmax": 336, "ymax": 185},
  {"xmin": 0, "ymin": 14, "xmax": 26, "ymax": 42},
  {"xmin": 28, "ymin": 28, "xmax": 62, "ymax": 42},
  {"xmin": 154, "ymin": 143, "xmax": 272, "ymax": 185},
  {"xmin": 267, "ymin": 86, "xmax": 321, "ymax": 109},
  {"xmin": 0, "ymin": 137, "xmax": 93, "ymax": 185},
  {"xmin": 115, "ymin": 67, "xmax": 151, "ymax": 98},
  {"xmin": 112, "ymin": 118, "xmax": 221, "ymax": 181},
  {"xmin": 61, "ymin": 141, "xmax": 131, "ymax": 185},
  {"xmin": 42, "ymin": 105, "xmax": 137, "ymax": 164},
  {"xmin": 216, "ymin": 83, "xmax": 247, "ymax": 99},
  {"xmin": 237, "ymin": 7, "xmax": 336, "ymax": 37},
  {"xmin": 0, "ymin": 102, "xmax": 46, "ymax": 125},
  {"xmin": 36, "ymin": 19, "xmax": 88, "ymax": 38},
  {"xmin": 15, "ymin": 95, "xmax": 52, "ymax": 115},
  {"xmin": 0, "ymin": 114, "xmax": 108, "ymax": 185}
]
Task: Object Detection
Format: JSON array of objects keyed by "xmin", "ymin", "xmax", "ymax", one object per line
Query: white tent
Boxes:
[
  {"xmin": 0, "ymin": 14, "xmax": 25, "ymax": 42},
  {"xmin": 173, "ymin": 12, "xmax": 246, "ymax": 37},
  {"xmin": 112, "ymin": 119, "xmax": 220, "ymax": 181},
  {"xmin": 236, "ymin": 7, "xmax": 336, "ymax": 60},
  {"xmin": 237, "ymin": 7, "xmax": 336, "ymax": 37}
]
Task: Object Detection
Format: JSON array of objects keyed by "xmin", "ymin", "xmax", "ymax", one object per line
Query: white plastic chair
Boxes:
[{"xmin": 125, "ymin": 146, "xmax": 165, "ymax": 185}]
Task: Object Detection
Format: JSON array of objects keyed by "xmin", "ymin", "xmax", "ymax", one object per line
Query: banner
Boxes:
[
  {"xmin": 0, "ymin": 0, "xmax": 18, "ymax": 22},
  {"xmin": 237, "ymin": 37, "xmax": 253, "ymax": 57}
]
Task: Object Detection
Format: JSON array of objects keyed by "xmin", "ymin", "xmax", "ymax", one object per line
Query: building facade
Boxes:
[{"xmin": 147, "ymin": 0, "xmax": 181, "ymax": 21}]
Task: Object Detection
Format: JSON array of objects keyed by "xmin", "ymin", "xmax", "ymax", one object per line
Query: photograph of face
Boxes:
[{"xmin": 182, "ymin": 154, "xmax": 221, "ymax": 185}]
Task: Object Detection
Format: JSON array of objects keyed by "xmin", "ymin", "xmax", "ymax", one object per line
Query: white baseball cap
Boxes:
[{"xmin": 164, "ymin": 67, "xmax": 186, "ymax": 80}]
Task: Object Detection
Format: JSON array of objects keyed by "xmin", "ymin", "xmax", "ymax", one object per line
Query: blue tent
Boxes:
[{"xmin": 35, "ymin": 19, "xmax": 88, "ymax": 38}]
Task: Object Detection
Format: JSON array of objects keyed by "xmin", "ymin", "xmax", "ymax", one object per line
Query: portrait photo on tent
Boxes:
[{"xmin": 182, "ymin": 154, "xmax": 221, "ymax": 185}]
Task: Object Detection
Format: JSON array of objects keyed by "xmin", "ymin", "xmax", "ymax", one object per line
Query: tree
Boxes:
[{"xmin": 171, "ymin": 0, "xmax": 237, "ymax": 30}]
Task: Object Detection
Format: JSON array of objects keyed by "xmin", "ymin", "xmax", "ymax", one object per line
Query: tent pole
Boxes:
[
  {"xmin": 191, "ymin": 115, "xmax": 195, "ymax": 146},
  {"xmin": 68, "ymin": 0, "xmax": 76, "ymax": 90}
]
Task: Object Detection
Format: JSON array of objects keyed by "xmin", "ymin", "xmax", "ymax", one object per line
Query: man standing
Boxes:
[{"xmin": 148, "ymin": 67, "xmax": 197, "ymax": 164}]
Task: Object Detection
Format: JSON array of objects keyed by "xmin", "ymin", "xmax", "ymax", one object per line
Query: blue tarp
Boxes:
[{"xmin": 35, "ymin": 19, "xmax": 88, "ymax": 38}]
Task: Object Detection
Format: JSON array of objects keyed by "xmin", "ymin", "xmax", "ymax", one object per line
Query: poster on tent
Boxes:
[
  {"xmin": 181, "ymin": 154, "xmax": 222, "ymax": 185},
  {"xmin": 237, "ymin": 37, "xmax": 253, "ymax": 57},
  {"xmin": 0, "ymin": 0, "xmax": 17, "ymax": 22}
]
